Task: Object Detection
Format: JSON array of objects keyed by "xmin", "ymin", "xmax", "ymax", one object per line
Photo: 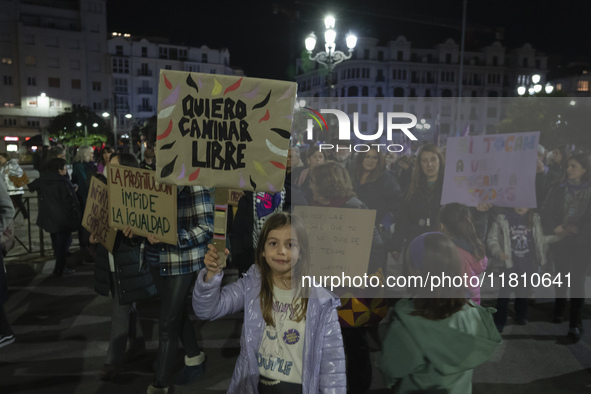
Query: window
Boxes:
[
  {"xmin": 112, "ymin": 58, "xmax": 129, "ymax": 74},
  {"xmin": 492, "ymin": 56, "xmax": 498, "ymax": 66},
  {"xmin": 71, "ymin": 79, "xmax": 81, "ymax": 89},
  {"xmin": 27, "ymin": 120, "xmax": 40, "ymax": 127},
  {"xmin": 202, "ymin": 53, "xmax": 208, "ymax": 63},
  {"xmin": 92, "ymin": 82, "xmax": 101, "ymax": 91},
  {"xmin": 2, "ymin": 57, "xmax": 13, "ymax": 65},
  {"xmin": 165, "ymin": 65, "xmax": 172, "ymax": 70},
  {"xmin": 363, "ymin": 49, "xmax": 369, "ymax": 59},
  {"xmin": 3, "ymin": 76, "xmax": 12, "ymax": 85},
  {"xmin": 48, "ymin": 77, "xmax": 60, "ymax": 88},
  {"xmin": 522, "ymin": 57, "xmax": 528, "ymax": 67},
  {"xmin": 71, "ymin": 59, "xmax": 80, "ymax": 70},
  {"xmin": 92, "ymin": 102, "xmax": 102, "ymax": 110},
  {"xmin": 46, "ymin": 37, "xmax": 58, "ymax": 47},
  {"xmin": 49, "ymin": 99, "xmax": 61, "ymax": 108},
  {"xmin": 141, "ymin": 46, "xmax": 147, "ymax": 57},
  {"xmin": 27, "ymin": 76, "xmax": 36, "ymax": 86},
  {"xmin": 47, "ymin": 57, "xmax": 59, "ymax": 68},
  {"xmin": 577, "ymin": 80, "xmax": 589, "ymax": 92},
  {"xmin": 159, "ymin": 47, "xmax": 168, "ymax": 59},
  {"xmin": 4, "ymin": 118, "xmax": 17, "ymax": 126},
  {"xmin": 397, "ymin": 51, "xmax": 403, "ymax": 61},
  {"xmin": 445, "ymin": 53, "xmax": 452, "ymax": 64},
  {"xmin": 115, "ymin": 45, "xmax": 123, "ymax": 55},
  {"xmin": 114, "ymin": 78, "xmax": 128, "ymax": 93},
  {"xmin": 378, "ymin": 51, "xmax": 384, "ymax": 61}
]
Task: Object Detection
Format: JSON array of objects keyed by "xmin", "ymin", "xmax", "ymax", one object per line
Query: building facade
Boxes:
[
  {"xmin": 0, "ymin": 0, "xmax": 239, "ymax": 154},
  {"xmin": 296, "ymin": 36, "xmax": 548, "ymax": 138}
]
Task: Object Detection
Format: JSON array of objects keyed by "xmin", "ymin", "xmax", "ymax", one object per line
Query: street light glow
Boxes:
[
  {"xmin": 305, "ymin": 33, "xmax": 317, "ymax": 52},
  {"xmin": 345, "ymin": 33, "xmax": 357, "ymax": 50},
  {"xmin": 324, "ymin": 15, "xmax": 335, "ymax": 29},
  {"xmin": 517, "ymin": 86, "xmax": 526, "ymax": 95},
  {"xmin": 76, "ymin": 122, "xmax": 82, "ymax": 127},
  {"xmin": 102, "ymin": 112, "xmax": 110, "ymax": 118},
  {"xmin": 532, "ymin": 74, "xmax": 541, "ymax": 84},
  {"xmin": 533, "ymin": 84, "xmax": 542, "ymax": 93},
  {"xmin": 92, "ymin": 123, "xmax": 98, "ymax": 127},
  {"xmin": 545, "ymin": 85, "xmax": 554, "ymax": 94},
  {"xmin": 125, "ymin": 113, "xmax": 132, "ymax": 119},
  {"xmin": 324, "ymin": 29, "xmax": 336, "ymax": 46}
]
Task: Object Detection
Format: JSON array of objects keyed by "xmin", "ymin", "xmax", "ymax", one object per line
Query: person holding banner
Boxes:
[
  {"xmin": 91, "ymin": 153, "xmax": 157, "ymax": 381},
  {"xmin": 72, "ymin": 146, "xmax": 98, "ymax": 262},
  {"xmin": 542, "ymin": 153, "xmax": 591, "ymax": 342},
  {"xmin": 141, "ymin": 184, "xmax": 213, "ymax": 393},
  {"xmin": 28, "ymin": 158, "xmax": 80, "ymax": 277},
  {"xmin": 194, "ymin": 212, "xmax": 346, "ymax": 394}
]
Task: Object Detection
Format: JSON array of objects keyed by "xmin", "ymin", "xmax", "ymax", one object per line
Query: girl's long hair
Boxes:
[
  {"xmin": 405, "ymin": 144, "xmax": 445, "ymax": 202},
  {"xmin": 256, "ymin": 212, "xmax": 310, "ymax": 327},
  {"xmin": 439, "ymin": 203, "xmax": 486, "ymax": 260},
  {"xmin": 406, "ymin": 232, "xmax": 469, "ymax": 320}
]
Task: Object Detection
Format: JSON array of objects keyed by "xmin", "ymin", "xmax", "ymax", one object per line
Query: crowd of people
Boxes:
[{"xmin": 0, "ymin": 136, "xmax": 590, "ymax": 393}]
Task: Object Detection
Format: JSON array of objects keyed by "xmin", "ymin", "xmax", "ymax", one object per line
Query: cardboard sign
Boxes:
[
  {"xmin": 228, "ymin": 189, "xmax": 245, "ymax": 206},
  {"xmin": 294, "ymin": 206, "xmax": 376, "ymax": 279},
  {"xmin": 155, "ymin": 71, "xmax": 296, "ymax": 192},
  {"xmin": 441, "ymin": 131, "xmax": 540, "ymax": 208},
  {"xmin": 82, "ymin": 176, "xmax": 117, "ymax": 253},
  {"xmin": 107, "ymin": 164, "xmax": 178, "ymax": 245}
]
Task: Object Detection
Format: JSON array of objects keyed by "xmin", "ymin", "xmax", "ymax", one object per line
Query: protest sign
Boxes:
[
  {"xmin": 155, "ymin": 71, "xmax": 297, "ymax": 193},
  {"xmin": 107, "ymin": 164, "xmax": 178, "ymax": 245},
  {"xmin": 82, "ymin": 176, "xmax": 117, "ymax": 253},
  {"xmin": 441, "ymin": 131, "xmax": 540, "ymax": 208},
  {"xmin": 228, "ymin": 189, "xmax": 245, "ymax": 206},
  {"xmin": 294, "ymin": 206, "xmax": 376, "ymax": 280}
]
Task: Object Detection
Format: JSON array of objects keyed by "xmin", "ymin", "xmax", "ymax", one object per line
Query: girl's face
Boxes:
[
  {"xmin": 514, "ymin": 207, "xmax": 529, "ymax": 215},
  {"xmin": 103, "ymin": 150, "xmax": 112, "ymax": 162},
  {"xmin": 263, "ymin": 226, "xmax": 299, "ymax": 277},
  {"xmin": 566, "ymin": 159, "xmax": 586, "ymax": 182},
  {"xmin": 362, "ymin": 150, "xmax": 379, "ymax": 172},
  {"xmin": 85, "ymin": 150, "xmax": 94, "ymax": 162},
  {"xmin": 420, "ymin": 151, "xmax": 440, "ymax": 181},
  {"xmin": 307, "ymin": 151, "xmax": 324, "ymax": 169}
]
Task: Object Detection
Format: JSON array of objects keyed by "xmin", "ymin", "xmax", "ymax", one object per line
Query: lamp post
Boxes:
[
  {"xmin": 517, "ymin": 74, "xmax": 554, "ymax": 96},
  {"xmin": 305, "ymin": 15, "xmax": 357, "ymax": 97},
  {"xmin": 76, "ymin": 122, "xmax": 98, "ymax": 146},
  {"xmin": 102, "ymin": 112, "xmax": 132, "ymax": 149}
]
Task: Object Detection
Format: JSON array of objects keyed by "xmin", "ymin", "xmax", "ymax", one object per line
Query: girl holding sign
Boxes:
[
  {"xmin": 542, "ymin": 153, "xmax": 591, "ymax": 342},
  {"xmin": 193, "ymin": 212, "xmax": 346, "ymax": 394}
]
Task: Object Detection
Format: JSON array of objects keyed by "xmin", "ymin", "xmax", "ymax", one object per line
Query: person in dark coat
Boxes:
[
  {"xmin": 0, "ymin": 178, "xmax": 16, "ymax": 348},
  {"xmin": 352, "ymin": 147, "xmax": 403, "ymax": 241},
  {"xmin": 92, "ymin": 153, "xmax": 157, "ymax": 380},
  {"xmin": 28, "ymin": 158, "xmax": 81, "ymax": 277},
  {"xmin": 542, "ymin": 153, "xmax": 591, "ymax": 342}
]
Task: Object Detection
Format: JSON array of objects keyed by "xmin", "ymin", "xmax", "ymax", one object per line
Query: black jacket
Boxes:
[
  {"xmin": 94, "ymin": 233, "xmax": 157, "ymax": 305},
  {"xmin": 542, "ymin": 183, "xmax": 591, "ymax": 247},
  {"xmin": 28, "ymin": 171, "xmax": 81, "ymax": 233},
  {"xmin": 355, "ymin": 170, "xmax": 403, "ymax": 226}
]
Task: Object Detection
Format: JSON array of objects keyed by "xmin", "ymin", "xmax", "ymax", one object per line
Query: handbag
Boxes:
[{"xmin": 9, "ymin": 172, "xmax": 29, "ymax": 188}]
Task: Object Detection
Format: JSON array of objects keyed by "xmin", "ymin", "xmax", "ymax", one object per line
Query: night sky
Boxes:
[{"xmin": 106, "ymin": 0, "xmax": 591, "ymax": 80}]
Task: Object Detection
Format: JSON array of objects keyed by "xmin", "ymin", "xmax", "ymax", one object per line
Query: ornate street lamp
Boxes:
[
  {"xmin": 305, "ymin": 15, "xmax": 357, "ymax": 97},
  {"xmin": 517, "ymin": 74, "xmax": 554, "ymax": 96}
]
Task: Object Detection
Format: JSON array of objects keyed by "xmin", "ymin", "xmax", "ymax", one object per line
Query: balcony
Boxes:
[
  {"xmin": 138, "ymin": 105, "xmax": 153, "ymax": 112},
  {"xmin": 138, "ymin": 87, "xmax": 153, "ymax": 94},
  {"xmin": 137, "ymin": 69, "xmax": 152, "ymax": 77}
]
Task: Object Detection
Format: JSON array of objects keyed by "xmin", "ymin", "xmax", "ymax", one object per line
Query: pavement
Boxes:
[{"xmin": 2, "ymin": 165, "xmax": 591, "ymax": 393}]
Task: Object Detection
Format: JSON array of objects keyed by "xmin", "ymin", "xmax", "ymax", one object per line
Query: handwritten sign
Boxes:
[
  {"xmin": 107, "ymin": 164, "xmax": 178, "ymax": 245},
  {"xmin": 82, "ymin": 176, "xmax": 117, "ymax": 253},
  {"xmin": 155, "ymin": 71, "xmax": 296, "ymax": 192},
  {"xmin": 441, "ymin": 131, "xmax": 540, "ymax": 208},
  {"xmin": 294, "ymin": 206, "xmax": 376, "ymax": 280},
  {"xmin": 228, "ymin": 189, "xmax": 245, "ymax": 206}
]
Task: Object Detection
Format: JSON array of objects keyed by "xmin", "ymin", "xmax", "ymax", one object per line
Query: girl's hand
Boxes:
[
  {"xmin": 147, "ymin": 234, "xmax": 160, "ymax": 245},
  {"xmin": 203, "ymin": 244, "xmax": 229, "ymax": 282},
  {"xmin": 476, "ymin": 202, "xmax": 492, "ymax": 212},
  {"xmin": 123, "ymin": 226, "xmax": 135, "ymax": 238},
  {"xmin": 89, "ymin": 232, "xmax": 100, "ymax": 245}
]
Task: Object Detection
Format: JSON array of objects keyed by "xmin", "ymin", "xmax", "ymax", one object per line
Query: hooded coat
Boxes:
[{"xmin": 379, "ymin": 299, "xmax": 502, "ymax": 393}]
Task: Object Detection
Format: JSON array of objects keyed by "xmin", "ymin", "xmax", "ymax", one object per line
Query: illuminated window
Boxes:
[
  {"xmin": 556, "ymin": 83, "xmax": 562, "ymax": 91},
  {"xmin": 6, "ymin": 144, "xmax": 18, "ymax": 152},
  {"xmin": 577, "ymin": 80, "xmax": 589, "ymax": 92},
  {"xmin": 1, "ymin": 57, "xmax": 12, "ymax": 65},
  {"xmin": 25, "ymin": 56, "xmax": 36, "ymax": 66},
  {"xmin": 48, "ymin": 77, "xmax": 60, "ymax": 88}
]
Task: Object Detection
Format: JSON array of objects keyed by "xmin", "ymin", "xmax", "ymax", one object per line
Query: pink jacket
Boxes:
[{"xmin": 456, "ymin": 247, "xmax": 488, "ymax": 305}]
